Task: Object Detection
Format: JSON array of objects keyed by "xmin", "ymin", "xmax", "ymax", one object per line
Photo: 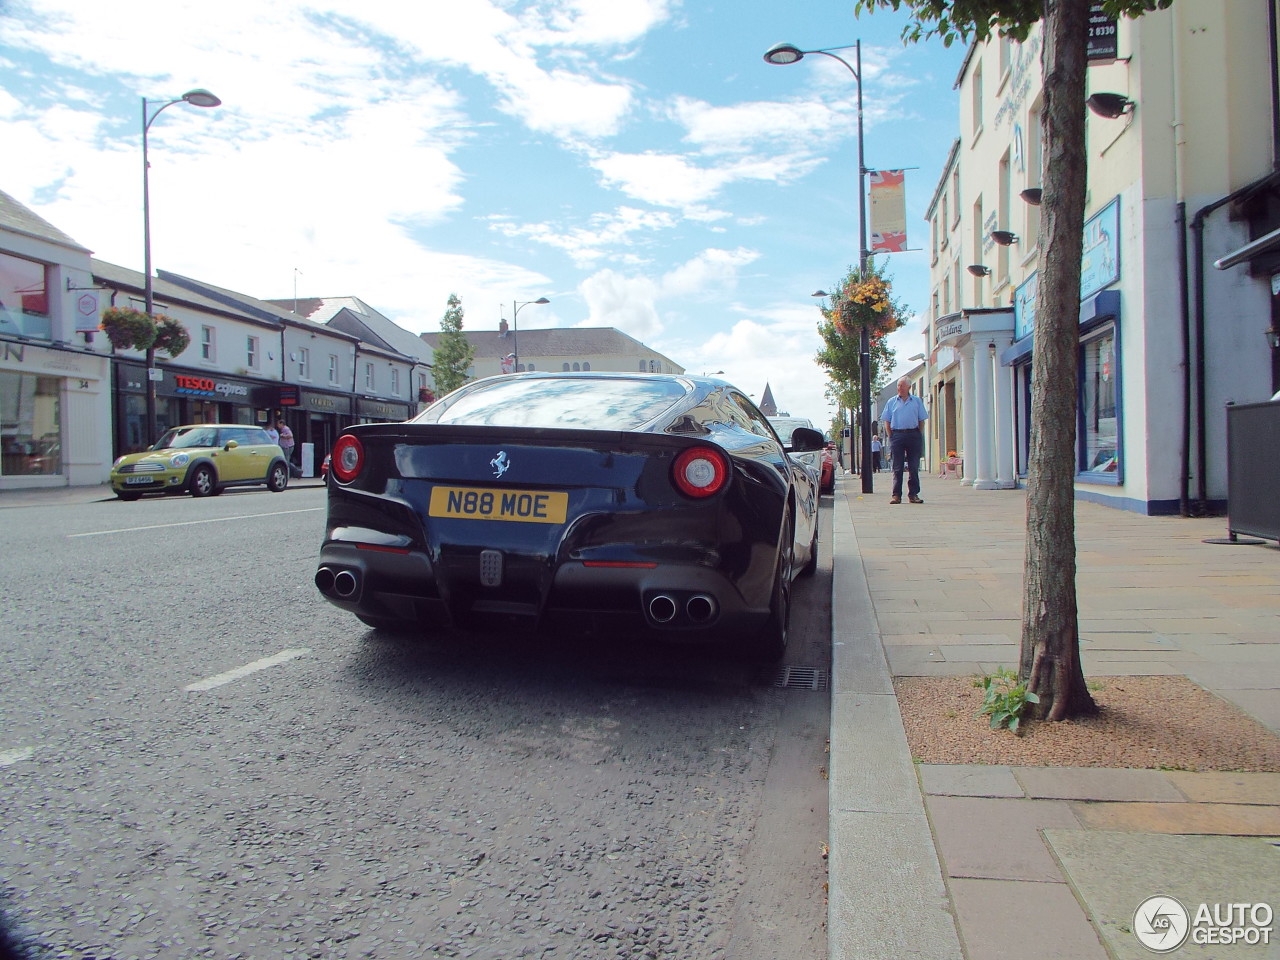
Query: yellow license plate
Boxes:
[{"xmin": 428, "ymin": 485, "xmax": 569, "ymax": 524}]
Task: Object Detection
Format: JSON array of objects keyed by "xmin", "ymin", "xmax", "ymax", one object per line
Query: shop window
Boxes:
[
  {"xmin": 1078, "ymin": 325, "xmax": 1121, "ymax": 481},
  {"xmin": 0, "ymin": 252, "xmax": 50, "ymax": 339},
  {"xmin": 1, "ymin": 372, "xmax": 61, "ymax": 476}
]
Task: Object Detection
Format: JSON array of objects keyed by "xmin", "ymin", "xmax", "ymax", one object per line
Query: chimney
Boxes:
[{"xmin": 499, "ymin": 318, "xmax": 509, "ymax": 336}]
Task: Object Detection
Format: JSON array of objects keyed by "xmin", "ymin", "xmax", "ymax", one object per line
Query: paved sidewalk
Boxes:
[{"xmin": 828, "ymin": 470, "xmax": 1280, "ymax": 960}]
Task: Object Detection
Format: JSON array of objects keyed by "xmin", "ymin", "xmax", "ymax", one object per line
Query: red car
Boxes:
[{"xmin": 820, "ymin": 443, "xmax": 835, "ymax": 493}]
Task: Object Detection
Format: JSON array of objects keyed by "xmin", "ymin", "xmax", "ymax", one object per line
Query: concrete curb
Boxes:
[{"xmin": 828, "ymin": 480, "xmax": 963, "ymax": 960}]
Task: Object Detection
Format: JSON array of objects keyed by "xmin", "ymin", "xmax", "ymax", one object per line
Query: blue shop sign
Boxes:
[{"xmin": 1013, "ymin": 196, "xmax": 1121, "ymax": 340}]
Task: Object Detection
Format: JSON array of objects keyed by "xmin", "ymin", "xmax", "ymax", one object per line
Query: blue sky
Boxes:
[{"xmin": 0, "ymin": 0, "xmax": 964, "ymax": 428}]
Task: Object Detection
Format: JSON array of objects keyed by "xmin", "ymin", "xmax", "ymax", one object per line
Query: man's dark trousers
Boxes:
[{"xmin": 889, "ymin": 428, "xmax": 924, "ymax": 500}]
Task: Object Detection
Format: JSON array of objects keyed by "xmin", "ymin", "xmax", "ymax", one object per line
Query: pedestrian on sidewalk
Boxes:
[
  {"xmin": 882, "ymin": 377, "xmax": 929, "ymax": 504},
  {"xmin": 276, "ymin": 418, "xmax": 300, "ymax": 477},
  {"xmin": 870, "ymin": 434, "xmax": 882, "ymax": 473}
]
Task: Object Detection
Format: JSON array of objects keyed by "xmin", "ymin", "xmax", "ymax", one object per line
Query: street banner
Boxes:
[{"xmin": 870, "ymin": 169, "xmax": 908, "ymax": 253}]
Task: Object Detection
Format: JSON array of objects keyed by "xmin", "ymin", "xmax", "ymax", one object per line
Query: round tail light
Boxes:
[
  {"xmin": 330, "ymin": 434, "xmax": 364, "ymax": 483},
  {"xmin": 672, "ymin": 446, "xmax": 728, "ymax": 498}
]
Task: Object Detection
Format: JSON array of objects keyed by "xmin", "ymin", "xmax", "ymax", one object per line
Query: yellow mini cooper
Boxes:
[{"xmin": 110, "ymin": 424, "xmax": 290, "ymax": 500}]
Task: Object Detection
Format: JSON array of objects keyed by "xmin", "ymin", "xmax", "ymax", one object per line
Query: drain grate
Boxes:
[{"xmin": 770, "ymin": 664, "xmax": 828, "ymax": 691}]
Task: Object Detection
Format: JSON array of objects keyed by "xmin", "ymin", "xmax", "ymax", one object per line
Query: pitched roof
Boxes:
[
  {"xmin": 0, "ymin": 188, "xmax": 91, "ymax": 253},
  {"xmin": 420, "ymin": 326, "xmax": 680, "ymax": 367},
  {"xmin": 758, "ymin": 383, "xmax": 777, "ymax": 416},
  {"xmin": 269, "ymin": 295, "xmax": 433, "ymax": 365}
]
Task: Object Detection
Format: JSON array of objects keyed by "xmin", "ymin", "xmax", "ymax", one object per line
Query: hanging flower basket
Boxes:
[
  {"xmin": 418, "ymin": 386, "xmax": 436, "ymax": 403},
  {"xmin": 834, "ymin": 274, "xmax": 899, "ymax": 339}
]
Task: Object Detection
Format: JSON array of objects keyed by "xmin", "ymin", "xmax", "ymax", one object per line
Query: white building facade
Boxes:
[{"xmin": 925, "ymin": 1, "xmax": 1279, "ymax": 514}]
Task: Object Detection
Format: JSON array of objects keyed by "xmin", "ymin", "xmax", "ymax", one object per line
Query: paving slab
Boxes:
[
  {"xmin": 1210, "ymin": 689, "xmax": 1280, "ymax": 733},
  {"xmin": 1163, "ymin": 771, "xmax": 1280, "ymax": 804},
  {"xmin": 946, "ymin": 877, "xmax": 1110, "ymax": 960},
  {"xmin": 918, "ymin": 765, "xmax": 1025, "ymax": 799},
  {"xmin": 1012, "ymin": 767, "xmax": 1186, "ymax": 802},
  {"xmin": 1043, "ymin": 830, "xmax": 1280, "ymax": 960},
  {"xmin": 1071, "ymin": 801, "xmax": 1280, "ymax": 835},
  {"xmin": 925, "ymin": 796, "xmax": 1082, "ymax": 881}
]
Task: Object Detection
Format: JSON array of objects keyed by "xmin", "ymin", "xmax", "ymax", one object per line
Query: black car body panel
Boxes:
[{"xmin": 316, "ymin": 373, "xmax": 820, "ymax": 648}]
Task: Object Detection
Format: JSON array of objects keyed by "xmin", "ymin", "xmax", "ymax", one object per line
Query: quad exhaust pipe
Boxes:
[
  {"xmin": 315, "ymin": 566, "xmax": 361, "ymax": 600},
  {"xmin": 648, "ymin": 594, "xmax": 678, "ymax": 624}
]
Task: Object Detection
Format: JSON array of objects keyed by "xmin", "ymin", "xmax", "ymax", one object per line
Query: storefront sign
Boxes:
[
  {"xmin": 357, "ymin": 398, "xmax": 410, "ymax": 420},
  {"xmin": 301, "ymin": 391, "xmax": 348, "ymax": 413},
  {"xmin": 1, "ymin": 341, "xmax": 100, "ymax": 378},
  {"xmin": 934, "ymin": 315, "xmax": 968, "ymax": 345},
  {"xmin": 172, "ymin": 374, "xmax": 250, "ymax": 397},
  {"xmin": 279, "ymin": 384, "xmax": 299, "ymax": 407},
  {"xmin": 1087, "ymin": 4, "xmax": 1118, "ymax": 61},
  {"xmin": 1014, "ymin": 196, "xmax": 1121, "ymax": 340},
  {"xmin": 75, "ymin": 293, "xmax": 101, "ymax": 333},
  {"xmin": 1080, "ymin": 196, "xmax": 1120, "ymax": 299}
]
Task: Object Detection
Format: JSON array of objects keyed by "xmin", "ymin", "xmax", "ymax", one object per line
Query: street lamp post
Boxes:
[
  {"xmin": 142, "ymin": 88, "xmax": 221, "ymax": 445},
  {"xmin": 765, "ymin": 41, "xmax": 874, "ymax": 495},
  {"xmin": 511, "ymin": 297, "xmax": 550, "ymax": 371}
]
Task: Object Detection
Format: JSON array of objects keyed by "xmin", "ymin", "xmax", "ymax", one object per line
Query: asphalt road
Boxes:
[{"xmin": 0, "ymin": 486, "xmax": 832, "ymax": 960}]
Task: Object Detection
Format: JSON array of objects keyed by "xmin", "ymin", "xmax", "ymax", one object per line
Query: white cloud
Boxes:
[
  {"xmin": 579, "ymin": 269, "xmax": 663, "ymax": 338},
  {"xmin": 660, "ymin": 248, "xmax": 759, "ymax": 297}
]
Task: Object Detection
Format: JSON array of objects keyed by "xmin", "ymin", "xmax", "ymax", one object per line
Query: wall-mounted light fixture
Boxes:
[
  {"xmin": 1266, "ymin": 329, "xmax": 1280, "ymax": 349},
  {"xmin": 990, "ymin": 230, "xmax": 1019, "ymax": 247},
  {"xmin": 1086, "ymin": 92, "xmax": 1135, "ymax": 119},
  {"xmin": 966, "ymin": 264, "xmax": 992, "ymax": 277},
  {"xmin": 1020, "ymin": 187, "xmax": 1043, "ymax": 205},
  {"xmin": 988, "ymin": 342, "xmax": 997, "ymax": 357}
]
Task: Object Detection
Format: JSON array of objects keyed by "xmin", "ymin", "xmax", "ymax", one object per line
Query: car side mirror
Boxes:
[
  {"xmin": 224, "ymin": 440, "xmax": 238, "ymax": 450},
  {"xmin": 789, "ymin": 426, "xmax": 825, "ymax": 453}
]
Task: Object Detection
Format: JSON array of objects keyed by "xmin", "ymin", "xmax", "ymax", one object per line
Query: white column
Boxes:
[
  {"xmin": 958, "ymin": 347, "xmax": 976, "ymax": 486},
  {"xmin": 971, "ymin": 342, "xmax": 996, "ymax": 489},
  {"xmin": 991, "ymin": 337, "xmax": 1016, "ymax": 488}
]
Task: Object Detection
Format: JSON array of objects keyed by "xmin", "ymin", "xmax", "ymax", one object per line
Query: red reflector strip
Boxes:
[
  {"xmin": 582, "ymin": 561, "xmax": 659, "ymax": 569},
  {"xmin": 355, "ymin": 543, "xmax": 411, "ymax": 554}
]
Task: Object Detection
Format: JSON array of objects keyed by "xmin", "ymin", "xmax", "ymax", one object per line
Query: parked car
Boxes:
[
  {"xmin": 820, "ymin": 442, "xmax": 835, "ymax": 493},
  {"xmin": 110, "ymin": 424, "xmax": 290, "ymax": 500},
  {"xmin": 315, "ymin": 372, "xmax": 823, "ymax": 659},
  {"xmin": 768, "ymin": 416, "xmax": 825, "ymax": 486}
]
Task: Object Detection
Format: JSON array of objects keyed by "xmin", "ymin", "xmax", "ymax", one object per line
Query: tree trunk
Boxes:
[{"xmin": 1018, "ymin": 0, "xmax": 1097, "ymax": 721}]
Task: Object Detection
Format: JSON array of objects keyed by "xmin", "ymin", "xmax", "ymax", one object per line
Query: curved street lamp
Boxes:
[
  {"xmin": 511, "ymin": 297, "xmax": 550, "ymax": 371},
  {"xmin": 142, "ymin": 88, "xmax": 221, "ymax": 445},
  {"xmin": 765, "ymin": 41, "xmax": 874, "ymax": 494}
]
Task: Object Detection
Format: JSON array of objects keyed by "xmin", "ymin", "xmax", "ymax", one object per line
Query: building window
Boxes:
[
  {"xmin": 364, "ymin": 362, "xmax": 374, "ymax": 390},
  {"xmin": 997, "ymin": 151, "xmax": 1011, "ymax": 282},
  {"xmin": 572, "ymin": 362, "xmax": 581, "ymax": 371},
  {"xmin": 940, "ymin": 192, "xmax": 949, "ymax": 249},
  {"xmin": 950, "ymin": 169, "xmax": 961, "ymax": 228},
  {"xmin": 298, "ymin": 347, "xmax": 310, "ymax": 379},
  {"xmin": 0, "ymin": 373, "xmax": 61, "ymax": 476},
  {"xmin": 582, "ymin": 362, "xmax": 591, "ymax": 371},
  {"xmin": 391, "ymin": 367, "xmax": 400, "ymax": 394},
  {"xmin": 527, "ymin": 363, "xmax": 535, "ymax": 371},
  {"xmin": 201, "ymin": 326, "xmax": 215, "ymax": 361},
  {"xmin": 1025, "ymin": 100, "xmax": 1043, "ymax": 249},
  {"xmin": 1079, "ymin": 325, "xmax": 1120, "ymax": 480},
  {"xmin": 0, "ymin": 252, "xmax": 50, "ymax": 339},
  {"xmin": 638, "ymin": 360, "xmax": 646, "ymax": 372},
  {"xmin": 971, "ymin": 62, "xmax": 984, "ymax": 136},
  {"xmin": 247, "ymin": 336, "xmax": 259, "ymax": 369},
  {"xmin": 329, "ymin": 354, "xmax": 339, "ymax": 384},
  {"xmin": 563, "ymin": 362, "xmax": 571, "ymax": 371}
]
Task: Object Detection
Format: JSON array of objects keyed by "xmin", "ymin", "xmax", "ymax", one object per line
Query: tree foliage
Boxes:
[
  {"xmin": 814, "ymin": 259, "xmax": 907, "ymax": 409},
  {"xmin": 432, "ymin": 294, "xmax": 475, "ymax": 397},
  {"xmin": 853, "ymin": 0, "xmax": 1168, "ymax": 723}
]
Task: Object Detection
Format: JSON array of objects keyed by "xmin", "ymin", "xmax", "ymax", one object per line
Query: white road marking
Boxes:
[
  {"xmin": 0, "ymin": 747, "xmax": 37, "ymax": 766},
  {"xmin": 184, "ymin": 648, "xmax": 311, "ymax": 692},
  {"xmin": 69, "ymin": 507, "xmax": 322, "ymax": 538}
]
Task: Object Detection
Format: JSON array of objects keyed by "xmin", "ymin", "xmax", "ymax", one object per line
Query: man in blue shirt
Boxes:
[{"xmin": 881, "ymin": 376, "xmax": 929, "ymax": 504}]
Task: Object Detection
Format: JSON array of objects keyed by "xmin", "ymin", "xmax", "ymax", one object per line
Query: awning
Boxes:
[{"xmin": 1214, "ymin": 225, "xmax": 1280, "ymax": 270}]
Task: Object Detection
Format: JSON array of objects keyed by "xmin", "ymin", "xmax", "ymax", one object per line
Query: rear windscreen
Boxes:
[{"xmin": 415, "ymin": 377, "xmax": 689, "ymax": 430}]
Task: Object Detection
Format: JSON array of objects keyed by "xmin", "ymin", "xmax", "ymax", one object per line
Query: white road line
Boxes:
[
  {"xmin": 69, "ymin": 507, "xmax": 322, "ymax": 538},
  {"xmin": 0, "ymin": 747, "xmax": 37, "ymax": 766},
  {"xmin": 184, "ymin": 648, "xmax": 312, "ymax": 692}
]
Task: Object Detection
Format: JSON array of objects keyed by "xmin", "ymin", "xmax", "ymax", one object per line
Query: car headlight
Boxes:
[
  {"xmin": 112, "ymin": 457, "xmax": 125, "ymax": 468},
  {"xmin": 170, "ymin": 453, "xmax": 190, "ymax": 467}
]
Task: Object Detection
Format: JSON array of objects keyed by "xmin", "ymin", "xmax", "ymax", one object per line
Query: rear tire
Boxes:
[
  {"xmin": 267, "ymin": 462, "xmax": 289, "ymax": 492},
  {"xmin": 753, "ymin": 514, "xmax": 794, "ymax": 661},
  {"xmin": 800, "ymin": 520, "xmax": 818, "ymax": 577},
  {"xmin": 188, "ymin": 465, "xmax": 216, "ymax": 498}
]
